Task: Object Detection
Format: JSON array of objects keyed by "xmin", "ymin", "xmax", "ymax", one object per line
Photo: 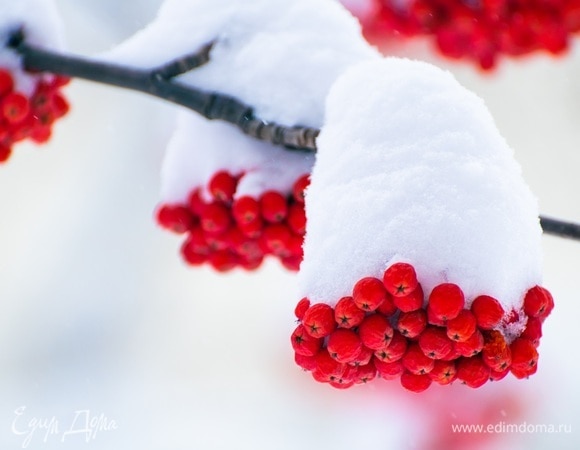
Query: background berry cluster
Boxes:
[
  {"xmin": 0, "ymin": 69, "xmax": 69, "ymax": 163},
  {"xmin": 156, "ymin": 171, "xmax": 309, "ymax": 272},
  {"xmin": 292, "ymin": 263, "xmax": 553, "ymax": 393},
  {"xmin": 366, "ymin": 0, "xmax": 580, "ymax": 69}
]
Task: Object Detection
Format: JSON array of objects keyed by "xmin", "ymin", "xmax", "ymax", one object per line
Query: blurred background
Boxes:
[{"xmin": 0, "ymin": 1, "xmax": 579, "ymax": 449}]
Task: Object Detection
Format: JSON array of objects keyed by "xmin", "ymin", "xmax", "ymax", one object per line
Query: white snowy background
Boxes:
[{"xmin": 0, "ymin": 1, "xmax": 579, "ymax": 449}]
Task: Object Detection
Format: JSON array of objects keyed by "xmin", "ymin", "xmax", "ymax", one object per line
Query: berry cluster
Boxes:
[
  {"xmin": 292, "ymin": 262, "xmax": 553, "ymax": 392},
  {"xmin": 156, "ymin": 171, "xmax": 309, "ymax": 272},
  {"xmin": 365, "ymin": 0, "xmax": 580, "ymax": 69},
  {"xmin": 0, "ymin": 69, "xmax": 70, "ymax": 163}
]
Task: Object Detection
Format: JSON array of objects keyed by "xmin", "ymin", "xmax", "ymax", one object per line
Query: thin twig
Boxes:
[
  {"xmin": 8, "ymin": 29, "xmax": 318, "ymax": 152},
  {"xmin": 6, "ymin": 30, "xmax": 580, "ymax": 241}
]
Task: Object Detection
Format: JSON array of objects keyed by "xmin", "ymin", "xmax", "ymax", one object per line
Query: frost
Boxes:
[
  {"xmin": 0, "ymin": 0, "xmax": 64, "ymax": 94},
  {"xmin": 299, "ymin": 58, "xmax": 543, "ymax": 313}
]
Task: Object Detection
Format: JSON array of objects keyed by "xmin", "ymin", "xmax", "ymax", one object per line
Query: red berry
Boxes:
[
  {"xmin": 51, "ymin": 93, "xmax": 70, "ymax": 118},
  {"xmin": 292, "ymin": 174, "xmax": 310, "ymax": 203},
  {"xmin": 294, "ymin": 297, "xmax": 311, "ymax": 321},
  {"xmin": 2, "ymin": 92, "xmax": 29, "ymax": 123},
  {"xmin": 470, "ymin": 295, "xmax": 505, "ymax": 329},
  {"xmin": 393, "ymin": 284, "xmax": 424, "ymax": 312},
  {"xmin": 354, "ymin": 361, "xmax": 377, "ymax": 384},
  {"xmin": 383, "ymin": 262, "xmax": 419, "ymax": 297},
  {"xmin": 232, "ymin": 196, "xmax": 260, "ymax": 225},
  {"xmin": 314, "ymin": 349, "xmax": 346, "ymax": 380},
  {"xmin": 446, "ymin": 309, "xmax": 477, "ymax": 342},
  {"xmin": 454, "ymin": 329, "xmax": 485, "ymax": 357},
  {"xmin": 428, "ymin": 283, "xmax": 465, "ymax": 321},
  {"xmin": 456, "ymin": 356, "xmax": 490, "ymax": 388},
  {"xmin": 352, "ymin": 277, "xmax": 388, "ymax": 311},
  {"xmin": 358, "ymin": 314, "xmax": 393, "ymax": 350},
  {"xmin": 397, "ymin": 309, "xmax": 427, "ymax": 338},
  {"xmin": 334, "ymin": 296, "xmax": 365, "ymax": 329},
  {"xmin": 374, "ymin": 358, "xmax": 404, "ymax": 380},
  {"xmin": 180, "ymin": 241, "xmax": 207, "ymax": 266},
  {"xmin": 281, "ymin": 255, "xmax": 301, "ymax": 272},
  {"xmin": 427, "ymin": 307, "xmax": 447, "ymax": 326},
  {"xmin": 287, "ymin": 203, "xmax": 306, "ymax": 235},
  {"xmin": 291, "ymin": 324, "xmax": 322, "ymax": 357},
  {"xmin": 327, "ymin": 329, "xmax": 363, "ymax": 363},
  {"xmin": 510, "ymin": 338, "xmax": 539, "ymax": 377},
  {"xmin": 303, "ymin": 303, "xmax": 337, "ymax": 338},
  {"xmin": 200, "ymin": 203, "xmax": 231, "ymax": 235},
  {"xmin": 376, "ymin": 292, "xmax": 397, "ymax": 316},
  {"xmin": 429, "ymin": 360, "xmax": 457, "ymax": 385},
  {"xmin": 374, "ymin": 330, "xmax": 407, "ymax": 363},
  {"xmin": 156, "ymin": 204, "xmax": 195, "ymax": 233},
  {"xmin": 402, "ymin": 343, "xmax": 435, "ymax": 375},
  {"xmin": 418, "ymin": 326, "xmax": 454, "ymax": 359},
  {"xmin": 489, "ymin": 367, "xmax": 510, "ymax": 382},
  {"xmin": 523, "ymin": 286, "xmax": 554, "ymax": 321},
  {"xmin": 400, "ymin": 372, "xmax": 432, "ymax": 393},
  {"xmin": 187, "ymin": 189, "xmax": 206, "ymax": 216},
  {"xmin": 208, "ymin": 250, "xmax": 237, "ymax": 272},
  {"xmin": 520, "ymin": 316, "xmax": 543, "ymax": 347},
  {"xmin": 294, "ymin": 352, "xmax": 317, "ymax": 371},
  {"xmin": 260, "ymin": 224, "xmax": 291, "ymax": 255},
  {"xmin": 482, "ymin": 330, "xmax": 512, "ymax": 372},
  {"xmin": 208, "ymin": 171, "xmax": 237, "ymax": 203},
  {"xmin": 0, "ymin": 69, "xmax": 14, "ymax": 96},
  {"xmin": 238, "ymin": 218, "xmax": 263, "ymax": 239},
  {"xmin": 0, "ymin": 143, "xmax": 11, "ymax": 163},
  {"xmin": 350, "ymin": 346, "xmax": 373, "ymax": 367},
  {"xmin": 260, "ymin": 191, "xmax": 288, "ymax": 223}
]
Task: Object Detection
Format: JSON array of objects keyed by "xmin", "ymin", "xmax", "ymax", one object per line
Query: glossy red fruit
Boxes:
[
  {"xmin": 303, "ymin": 303, "xmax": 337, "ymax": 338},
  {"xmin": 232, "ymin": 196, "xmax": 260, "ymax": 225},
  {"xmin": 287, "ymin": 203, "xmax": 306, "ymax": 235},
  {"xmin": 383, "ymin": 262, "xmax": 419, "ymax": 297},
  {"xmin": 510, "ymin": 338, "xmax": 539, "ymax": 378},
  {"xmin": 334, "ymin": 296, "xmax": 365, "ymax": 329},
  {"xmin": 446, "ymin": 309, "xmax": 477, "ymax": 342},
  {"xmin": 260, "ymin": 224, "xmax": 291, "ymax": 255},
  {"xmin": 208, "ymin": 251, "xmax": 237, "ymax": 272},
  {"xmin": 429, "ymin": 360, "xmax": 457, "ymax": 385},
  {"xmin": 292, "ymin": 174, "xmax": 310, "ymax": 203},
  {"xmin": 294, "ymin": 352, "xmax": 317, "ymax": 371},
  {"xmin": 456, "ymin": 356, "xmax": 490, "ymax": 388},
  {"xmin": 2, "ymin": 92, "xmax": 29, "ymax": 123},
  {"xmin": 400, "ymin": 372, "xmax": 432, "ymax": 393},
  {"xmin": 523, "ymin": 286, "xmax": 554, "ymax": 321},
  {"xmin": 294, "ymin": 297, "xmax": 311, "ymax": 321},
  {"xmin": 0, "ymin": 69, "xmax": 14, "ymax": 96},
  {"xmin": 470, "ymin": 295, "xmax": 505, "ymax": 329},
  {"xmin": 454, "ymin": 329, "xmax": 485, "ymax": 357},
  {"xmin": 291, "ymin": 324, "xmax": 322, "ymax": 357},
  {"xmin": 349, "ymin": 346, "xmax": 373, "ymax": 367},
  {"xmin": 397, "ymin": 309, "xmax": 427, "ymax": 338},
  {"xmin": 156, "ymin": 204, "xmax": 195, "ymax": 233},
  {"xmin": 418, "ymin": 326, "xmax": 454, "ymax": 359},
  {"xmin": 376, "ymin": 292, "xmax": 397, "ymax": 316},
  {"xmin": 358, "ymin": 314, "xmax": 394, "ymax": 350},
  {"xmin": 260, "ymin": 191, "xmax": 288, "ymax": 223},
  {"xmin": 374, "ymin": 358, "xmax": 404, "ymax": 380},
  {"xmin": 428, "ymin": 283, "xmax": 465, "ymax": 321},
  {"xmin": 392, "ymin": 284, "xmax": 423, "ymax": 313},
  {"xmin": 353, "ymin": 277, "xmax": 388, "ymax": 311},
  {"xmin": 481, "ymin": 330, "xmax": 512, "ymax": 372},
  {"xmin": 520, "ymin": 316, "xmax": 543, "ymax": 347},
  {"xmin": 327, "ymin": 329, "xmax": 363, "ymax": 364},
  {"xmin": 200, "ymin": 203, "xmax": 231, "ymax": 235},
  {"xmin": 374, "ymin": 330, "xmax": 407, "ymax": 363},
  {"xmin": 402, "ymin": 343, "xmax": 435, "ymax": 375},
  {"xmin": 355, "ymin": 361, "xmax": 377, "ymax": 384},
  {"xmin": 0, "ymin": 143, "xmax": 11, "ymax": 163},
  {"xmin": 208, "ymin": 170, "xmax": 237, "ymax": 203},
  {"xmin": 314, "ymin": 349, "xmax": 346, "ymax": 380}
]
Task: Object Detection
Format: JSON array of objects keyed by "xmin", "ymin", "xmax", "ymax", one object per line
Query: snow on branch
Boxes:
[
  {"xmin": 7, "ymin": 29, "xmax": 580, "ymax": 242},
  {"xmin": 8, "ymin": 29, "xmax": 319, "ymax": 152}
]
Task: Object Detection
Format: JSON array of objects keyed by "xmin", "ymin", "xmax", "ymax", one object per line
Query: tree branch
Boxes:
[{"xmin": 6, "ymin": 30, "xmax": 580, "ymax": 241}]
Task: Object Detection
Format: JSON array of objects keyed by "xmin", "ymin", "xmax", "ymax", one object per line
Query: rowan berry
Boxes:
[{"xmin": 382, "ymin": 262, "xmax": 419, "ymax": 297}]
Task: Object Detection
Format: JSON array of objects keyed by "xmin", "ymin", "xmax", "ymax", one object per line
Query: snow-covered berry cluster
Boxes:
[
  {"xmin": 0, "ymin": 70, "xmax": 69, "ymax": 163},
  {"xmin": 156, "ymin": 171, "xmax": 309, "ymax": 272},
  {"xmin": 364, "ymin": 0, "xmax": 580, "ymax": 69},
  {"xmin": 292, "ymin": 262, "xmax": 553, "ymax": 392}
]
